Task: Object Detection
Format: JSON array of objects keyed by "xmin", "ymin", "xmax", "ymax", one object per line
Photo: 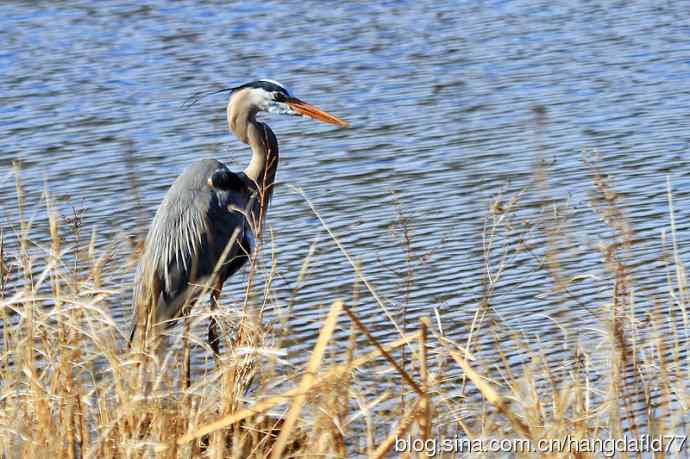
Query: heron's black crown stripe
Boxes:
[
  {"xmin": 233, "ymin": 80, "xmax": 291, "ymax": 96},
  {"xmin": 183, "ymin": 79, "xmax": 290, "ymax": 109}
]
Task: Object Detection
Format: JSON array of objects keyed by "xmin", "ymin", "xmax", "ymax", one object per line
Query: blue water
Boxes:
[{"xmin": 1, "ymin": 0, "xmax": 689, "ymax": 436}]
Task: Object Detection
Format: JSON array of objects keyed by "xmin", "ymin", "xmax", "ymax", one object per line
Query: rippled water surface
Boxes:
[{"xmin": 2, "ymin": 0, "xmax": 690, "ymax": 418}]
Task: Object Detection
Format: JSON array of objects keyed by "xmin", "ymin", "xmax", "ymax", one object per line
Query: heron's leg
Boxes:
[{"xmin": 208, "ymin": 286, "xmax": 222, "ymax": 357}]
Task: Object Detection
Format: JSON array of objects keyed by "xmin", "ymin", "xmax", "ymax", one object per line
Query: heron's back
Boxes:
[{"xmin": 130, "ymin": 159, "xmax": 252, "ymax": 341}]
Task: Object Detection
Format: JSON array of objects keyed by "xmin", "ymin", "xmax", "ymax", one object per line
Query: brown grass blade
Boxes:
[
  {"xmin": 342, "ymin": 302, "xmax": 424, "ymax": 396},
  {"xmin": 418, "ymin": 317, "xmax": 431, "ymax": 441},
  {"xmin": 370, "ymin": 397, "xmax": 421, "ymax": 459},
  {"xmin": 447, "ymin": 348, "xmax": 531, "ymax": 437},
  {"xmin": 270, "ymin": 300, "xmax": 343, "ymax": 459},
  {"xmin": 177, "ymin": 333, "xmax": 417, "ymax": 445}
]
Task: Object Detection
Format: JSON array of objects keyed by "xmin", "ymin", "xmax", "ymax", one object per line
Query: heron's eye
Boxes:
[{"xmin": 274, "ymin": 92, "xmax": 287, "ymax": 102}]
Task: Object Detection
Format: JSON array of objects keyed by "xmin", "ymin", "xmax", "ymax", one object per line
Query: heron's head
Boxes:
[{"xmin": 228, "ymin": 79, "xmax": 348, "ymax": 127}]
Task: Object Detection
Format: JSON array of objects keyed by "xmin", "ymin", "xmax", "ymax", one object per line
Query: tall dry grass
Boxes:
[{"xmin": 0, "ymin": 157, "xmax": 689, "ymax": 458}]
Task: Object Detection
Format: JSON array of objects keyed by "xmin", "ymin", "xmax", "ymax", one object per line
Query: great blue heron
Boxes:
[{"xmin": 129, "ymin": 79, "xmax": 347, "ymax": 356}]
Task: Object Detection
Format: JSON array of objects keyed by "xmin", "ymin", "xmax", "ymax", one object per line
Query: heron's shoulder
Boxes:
[
  {"xmin": 174, "ymin": 159, "xmax": 227, "ymax": 187},
  {"xmin": 209, "ymin": 167, "xmax": 245, "ymax": 192}
]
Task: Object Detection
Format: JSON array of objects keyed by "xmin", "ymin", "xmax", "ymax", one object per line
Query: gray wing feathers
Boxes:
[{"xmin": 151, "ymin": 185, "xmax": 210, "ymax": 294}]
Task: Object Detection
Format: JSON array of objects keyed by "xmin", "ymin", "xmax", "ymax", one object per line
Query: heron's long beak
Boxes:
[{"xmin": 286, "ymin": 97, "xmax": 348, "ymax": 127}]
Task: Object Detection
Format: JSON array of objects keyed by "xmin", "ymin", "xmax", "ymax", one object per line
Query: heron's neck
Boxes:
[{"xmin": 227, "ymin": 102, "xmax": 279, "ymax": 197}]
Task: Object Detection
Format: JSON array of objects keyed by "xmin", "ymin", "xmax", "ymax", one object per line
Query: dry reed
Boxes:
[{"xmin": 0, "ymin": 158, "xmax": 688, "ymax": 458}]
